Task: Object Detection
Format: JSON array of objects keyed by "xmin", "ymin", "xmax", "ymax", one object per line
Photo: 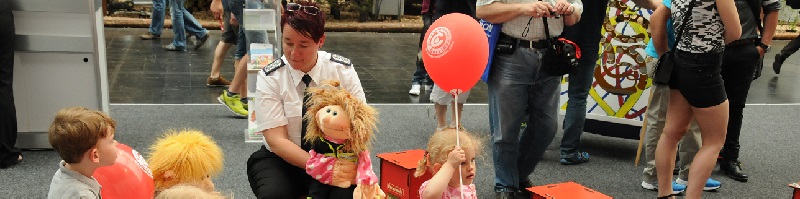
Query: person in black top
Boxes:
[
  {"xmin": 718, "ymin": 0, "xmax": 781, "ymax": 183},
  {"xmin": 0, "ymin": 1, "xmax": 22, "ymax": 169}
]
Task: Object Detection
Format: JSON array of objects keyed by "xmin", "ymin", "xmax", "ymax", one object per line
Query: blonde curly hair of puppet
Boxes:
[
  {"xmin": 414, "ymin": 128, "xmax": 483, "ymax": 177},
  {"xmin": 148, "ymin": 129, "xmax": 224, "ymax": 191},
  {"xmin": 303, "ymin": 80, "xmax": 378, "ymax": 153}
]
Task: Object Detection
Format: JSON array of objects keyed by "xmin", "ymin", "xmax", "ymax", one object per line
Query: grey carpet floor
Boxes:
[{"xmin": 1, "ymin": 104, "xmax": 798, "ymax": 198}]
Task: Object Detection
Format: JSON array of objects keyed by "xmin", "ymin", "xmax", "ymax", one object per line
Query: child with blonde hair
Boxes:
[{"xmin": 415, "ymin": 128, "xmax": 482, "ymax": 199}]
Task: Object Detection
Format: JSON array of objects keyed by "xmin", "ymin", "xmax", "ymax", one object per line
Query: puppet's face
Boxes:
[{"xmin": 317, "ymin": 105, "xmax": 351, "ymax": 140}]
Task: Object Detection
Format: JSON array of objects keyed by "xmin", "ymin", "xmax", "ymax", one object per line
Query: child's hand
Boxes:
[{"xmin": 446, "ymin": 146, "xmax": 466, "ymax": 168}]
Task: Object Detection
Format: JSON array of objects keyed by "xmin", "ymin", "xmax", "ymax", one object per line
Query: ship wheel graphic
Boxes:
[{"xmin": 596, "ymin": 0, "xmax": 650, "ymax": 96}]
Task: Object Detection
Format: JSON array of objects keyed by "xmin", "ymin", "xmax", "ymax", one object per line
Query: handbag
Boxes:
[
  {"xmin": 540, "ymin": 16, "xmax": 581, "ymax": 76},
  {"xmin": 653, "ymin": 0, "xmax": 695, "ymax": 85},
  {"xmin": 481, "ymin": 19, "xmax": 502, "ymax": 82}
]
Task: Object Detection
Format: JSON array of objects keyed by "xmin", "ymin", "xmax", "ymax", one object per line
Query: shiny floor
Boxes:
[{"xmin": 105, "ymin": 28, "xmax": 800, "ymax": 104}]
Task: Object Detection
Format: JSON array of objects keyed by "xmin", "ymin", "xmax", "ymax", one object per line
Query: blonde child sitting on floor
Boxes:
[{"xmin": 415, "ymin": 128, "xmax": 482, "ymax": 199}]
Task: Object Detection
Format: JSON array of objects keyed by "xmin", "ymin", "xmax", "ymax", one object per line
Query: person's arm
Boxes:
[
  {"xmin": 758, "ymin": 6, "xmax": 780, "ymax": 57},
  {"xmin": 262, "ymin": 126, "xmax": 310, "ymax": 168},
  {"xmin": 651, "ymin": 4, "xmax": 670, "ymax": 56},
  {"xmin": 421, "ymin": 147, "xmax": 465, "ymax": 199},
  {"xmin": 210, "ymin": 0, "xmax": 223, "ymax": 19},
  {"xmin": 341, "ymin": 65, "xmax": 366, "ymax": 103},
  {"xmin": 630, "ymin": 0, "xmax": 660, "ymax": 10},
  {"xmin": 556, "ymin": 0, "xmax": 582, "ymax": 26},
  {"xmin": 476, "ymin": 1, "xmax": 554, "ymax": 24},
  {"xmin": 716, "ymin": 0, "xmax": 741, "ymax": 44}
]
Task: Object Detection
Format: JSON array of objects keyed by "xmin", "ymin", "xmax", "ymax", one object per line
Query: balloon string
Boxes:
[{"xmin": 451, "ymin": 90, "xmax": 464, "ymax": 199}]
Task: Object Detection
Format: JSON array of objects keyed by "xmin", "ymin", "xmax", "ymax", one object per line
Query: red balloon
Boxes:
[
  {"xmin": 423, "ymin": 13, "xmax": 489, "ymax": 94},
  {"xmin": 94, "ymin": 143, "xmax": 155, "ymax": 199}
]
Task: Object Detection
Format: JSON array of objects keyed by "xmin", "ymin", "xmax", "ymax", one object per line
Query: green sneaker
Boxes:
[{"xmin": 218, "ymin": 90, "xmax": 248, "ymax": 117}]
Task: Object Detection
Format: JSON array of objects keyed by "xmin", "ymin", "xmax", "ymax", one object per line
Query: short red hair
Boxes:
[{"xmin": 281, "ymin": 0, "xmax": 325, "ymax": 43}]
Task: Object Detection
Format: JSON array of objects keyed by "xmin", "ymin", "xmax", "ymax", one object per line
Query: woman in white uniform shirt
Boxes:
[{"xmin": 246, "ymin": 1, "xmax": 366, "ymax": 198}]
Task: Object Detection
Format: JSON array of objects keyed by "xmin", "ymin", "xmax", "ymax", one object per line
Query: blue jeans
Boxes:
[
  {"xmin": 169, "ymin": 0, "xmax": 208, "ymax": 48},
  {"xmin": 559, "ymin": 0, "xmax": 608, "ymax": 158},
  {"xmin": 488, "ymin": 47, "xmax": 560, "ymax": 191},
  {"xmin": 148, "ymin": 0, "xmax": 166, "ymax": 35},
  {"xmin": 411, "ymin": 14, "xmax": 433, "ymax": 85}
]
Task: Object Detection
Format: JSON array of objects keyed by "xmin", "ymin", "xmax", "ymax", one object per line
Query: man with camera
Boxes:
[{"xmin": 476, "ymin": 0, "xmax": 581, "ymax": 198}]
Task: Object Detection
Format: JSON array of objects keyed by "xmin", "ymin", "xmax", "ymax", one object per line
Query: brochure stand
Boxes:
[{"xmin": 244, "ymin": 0, "xmax": 283, "ymax": 142}]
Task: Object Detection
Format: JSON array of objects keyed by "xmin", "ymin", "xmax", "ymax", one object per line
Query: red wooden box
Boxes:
[
  {"xmin": 376, "ymin": 149, "xmax": 433, "ymax": 199},
  {"xmin": 526, "ymin": 181, "xmax": 612, "ymax": 199},
  {"xmin": 790, "ymin": 182, "xmax": 800, "ymax": 199}
]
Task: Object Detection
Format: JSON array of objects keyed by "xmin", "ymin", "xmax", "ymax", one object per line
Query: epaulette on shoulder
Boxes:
[
  {"xmin": 329, "ymin": 53, "xmax": 352, "ymax": 67},
  {"xmin": 262, "ymin": 59, "xmax": 286, "ymax": 76}
]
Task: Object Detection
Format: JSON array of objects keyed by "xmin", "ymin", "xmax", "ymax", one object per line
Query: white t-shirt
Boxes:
[{"xmin": 254, "ymin": 51, "xmax": 366, "ymax": 149}]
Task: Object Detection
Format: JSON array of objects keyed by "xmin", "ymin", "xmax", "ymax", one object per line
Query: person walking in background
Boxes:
[
  {"xmin": 558, "ymin": 0, "xmax": 609, "ymax": 166},
  {"xmin": 477, "ymin": 0, "xmax": 582, "ymax": 198},
  {"xmin": 140, "ymin": 0, "xmax": 211, "ymax": 52},
  {"xmin": 218, "ymin": 0, "xmax": 251, "ymax": 117},
  {"xmin": 773, "ymin": 32, "xmax": 799, "ymax": 74},
  {"xmin": 717, "ymin": 0, "xmax": 781, "ymax": 183},
  {"xmin": 207, "ymin": 0, "xmax": 237, "ymax": 86},
  {"xmin": 641, "ymin": 0, "xmax": 720, "ymax": 193},
  {"xmin": 161, "ymin": 0, "xmax": 211, "ymax": 51},
  {"xmin": 653, "ymin": 0, "xmax": 740, "ymax": 197},
  {"xmin": 0, "ymin": 1, "xmax": 22, "ymax": 169},
  {"xmin": 409, "ymin": 0, "xmax": 436, "ymax": 96}
]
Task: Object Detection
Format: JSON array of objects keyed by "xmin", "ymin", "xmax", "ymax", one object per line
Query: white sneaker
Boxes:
[{"xmin": 409, "ymin": 84, "xmax": 421, "ymax": 95}]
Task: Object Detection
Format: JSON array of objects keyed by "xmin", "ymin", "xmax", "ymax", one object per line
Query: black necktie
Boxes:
[{"xmin": 300, "ymin": 74, "xmax": 312, "ymax": 151}]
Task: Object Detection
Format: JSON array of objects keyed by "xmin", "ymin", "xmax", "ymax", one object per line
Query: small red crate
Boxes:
[
  {"xmin": 526, "ymin": 181, "xmax": 612, "ymax": 199},
  {"xmin": 377, "ymin": 149, "xmax": 433, "ymax": 199}
]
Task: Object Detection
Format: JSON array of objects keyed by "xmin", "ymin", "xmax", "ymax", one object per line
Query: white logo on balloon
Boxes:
[{"xmin": 425, "ymin": 27, "xmax": 453, "ymax": 59}]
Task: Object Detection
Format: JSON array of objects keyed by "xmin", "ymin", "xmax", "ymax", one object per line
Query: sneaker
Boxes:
[
  {"xmin": 641, "ymin": 181, "xmax": 687, "ymax": 194},
  {"xmin": 194, "ymin": 31, "xmax": 210, "ymax": 50},
  {"xmin": 218, "ymin": 90, "xmax": 248, "ymax": 117},
  {"xmin": 207, "ymin": 76, "xmax": 231, "ymax": 86},
  {"xmin": 163, "ymin": 44, "xmax": 186, "ymax": 51},
  {"xmin": 409, "ymin": 83, "xmax": 421, "ymax": 95},
  {"xmin": 676, "ymin": 178, "xmax": 721, "ymax": 191},
  {"xmin": 560, "ymin": 151, "xmax": 590, "ymax": 165},
  {"xmin": 139, "ymin": 32, "xmax": 160, "ymax": 40}
]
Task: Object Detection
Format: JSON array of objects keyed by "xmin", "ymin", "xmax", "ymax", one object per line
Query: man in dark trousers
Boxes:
[
  {"xmin": 719, "ymin": 0, "xmax": 781, "ymax": 182},
  {"xmin": 0, "ymin": 1, "xmax": 22, "ymax": 169},
  {"xmin": 409, "ymin": 0, "xmax": 436, "ymax": 96}
]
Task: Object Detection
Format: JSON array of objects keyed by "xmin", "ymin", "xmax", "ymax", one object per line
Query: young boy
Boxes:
[{"xmin": 47, "ymin": 107, "xmax": 118, "ymax": 198}]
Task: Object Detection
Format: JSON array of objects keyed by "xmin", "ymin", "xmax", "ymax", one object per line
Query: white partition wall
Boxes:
[{"xmin": 12, "ymin": 0, "xmax": 109, "ymax": 149}]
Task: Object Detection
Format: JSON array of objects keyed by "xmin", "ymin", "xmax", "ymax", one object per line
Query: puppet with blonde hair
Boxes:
[
  {"xmin": 148, "ymin": 129, "xmax": 224, "ymax": 196},
  {"xmin": 304, "ymin": 80, "xmax": 385, "ymax": 198}
]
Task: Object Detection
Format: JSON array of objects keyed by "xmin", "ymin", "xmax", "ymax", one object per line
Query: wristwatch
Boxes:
[{"xmin": 758, "ymin": 42, "xmax": 771, "ymax": 53}]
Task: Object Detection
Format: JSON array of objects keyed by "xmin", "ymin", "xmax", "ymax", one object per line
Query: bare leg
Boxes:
[
  {"xmin": 210, "ymin": 41, "xmax": 233, "ymax": 78},
  {"xmin": 230, "ymin": 54, "xmax": 249, "ymax": 97},
  {"xmin": 684, "ymin": 100, "xmax": 728, "ymax": 199},
  {"xmin": 656, "ymin": 90, "xmax": 694, "ymax": 197},
  {"xmin": 434, "ymin": 103, "xmax": 448, "ymax": 131}
]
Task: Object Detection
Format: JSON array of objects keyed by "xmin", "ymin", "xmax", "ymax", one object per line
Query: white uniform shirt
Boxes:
[
  {"xmin": 254, "ymin": 51, "xmax": 366, "ymax": 149},
  {"xmin": 476, "ymin": 0, "xmax": 583, "ymax": 41}
]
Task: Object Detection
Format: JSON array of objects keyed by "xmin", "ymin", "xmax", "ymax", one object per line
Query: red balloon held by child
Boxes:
[
  {"xmin": 94, "ymin": 142, "xmax": 155, "ymax": 198},
  {"xmin": 422, "ymin": 13, "xmax": 489, "ymax": 94}
]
